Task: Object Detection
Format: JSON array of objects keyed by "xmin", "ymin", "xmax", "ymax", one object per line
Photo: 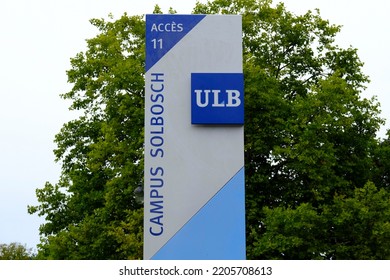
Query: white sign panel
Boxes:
[{"xmin": 144, "ymin": 14, "xmax": 245, "ymax": 260}]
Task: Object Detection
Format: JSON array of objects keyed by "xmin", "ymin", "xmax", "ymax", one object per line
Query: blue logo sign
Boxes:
[{"xmin": 191, "ymin": 73, "xmax": 244, "ymax": 125}]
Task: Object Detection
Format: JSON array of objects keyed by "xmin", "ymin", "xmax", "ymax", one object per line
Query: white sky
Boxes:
[{"xmin": 1, "ymin": 0, "xmax": 389, "ymax": 250}]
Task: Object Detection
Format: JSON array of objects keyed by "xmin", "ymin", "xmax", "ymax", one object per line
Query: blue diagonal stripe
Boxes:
[{"xmin": 151, "ymin": 167, "xmax": 246, "ymax": 260}]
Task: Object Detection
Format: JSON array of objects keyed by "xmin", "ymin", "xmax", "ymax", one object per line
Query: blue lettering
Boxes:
[
  {"xmin": 150, "ymin": 178, "xmax": 164, "ymax": 188},
  {"xmin": 150, "ymin": 226, "xmax": 163, "ymax": 236},
  {"xmin": 148, "ymin": 73, "xmax": 166, "ymax": 237},
  {"xmin": 150, "ymin": 201, "xmax": 164, "ymax": 214},
  {"xmin": 150, "ymin": 167, "xmax": 164, "ymax": 176},
  {"xmin": 150, "ymin": 148, "xmax": 163, "ymax": 158},
  {"xmin": 151, "ymin": 73, "xmax": 164, "ymax": 82},
  {"xmin": 149, "ymin": 200, "xmax": 164, "ymax": 236}
]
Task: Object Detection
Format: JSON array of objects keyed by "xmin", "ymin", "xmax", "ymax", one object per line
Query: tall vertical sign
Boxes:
[{"xmin": 144, "ymin": 14, "xmax": 245, "ymax": 260}]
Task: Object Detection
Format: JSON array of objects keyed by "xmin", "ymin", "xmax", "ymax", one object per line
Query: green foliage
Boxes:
[
  {"xmin": 195, "ymin": 0, "xmax": 387, "ymax": 259},
  {"xmin": 372, "ymin": 131, "xmax": 390, "ymax": 189},
  {"xmin": 29, "ymin": 0, "xmax": 390, "ymax": 259},
  {"xmin": 0, "ymin": 243, "xmax": 35, "ymax": 260},
  {"xmin": 28, "ymin": 13, "xmax": 145, "ymax": 259},
  {"xmin": 254, "ymin": 182, "xmax": 390, "ymax": 259},
  {"xmin": 326, "ymin": 182, "xmax": 390, "ymax": 259}
]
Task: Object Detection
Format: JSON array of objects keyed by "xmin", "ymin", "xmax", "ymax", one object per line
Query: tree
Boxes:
[
  {"xmin": 193, "ymin": 0, "xmax": 388, "ymax": 259},
  {"xmin": 0, "ymin": 243, "xmax": 35, "ymax": 260},
  {"xmin": 29, "ymin": 0, "xmax": 390, "ymax": 259},
  {"xmin": 372, "ymin": 131, "xmax": 390, "ymax": 190},
  {"xmin": 252, "ymin": 182, "xmax": 390, "ymax": 259},
  {"xmin": 28, "ymin": 13, "xmax": 145, "ymax": 259}
]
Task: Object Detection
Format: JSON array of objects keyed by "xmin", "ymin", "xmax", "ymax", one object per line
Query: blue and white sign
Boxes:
[
  {"xmin": 191, "ymin": 73, "xmax": 244, "ymax": 124},
  {"xmin": 145, "ymin": 15, "xmax": 206, "ymax": 71},
  {"xmin": 144, "ymin": 14, "xmax": 245, "ymax": 260}
]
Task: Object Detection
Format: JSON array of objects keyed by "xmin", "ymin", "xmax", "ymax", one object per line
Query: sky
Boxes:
[{"xmin": 1, "ymin": 0, "xmax": 389, "ymax": 250}]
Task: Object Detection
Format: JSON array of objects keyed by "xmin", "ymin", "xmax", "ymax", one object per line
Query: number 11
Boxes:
[{"xmin": 152, "ymin": 38, "xmax": 163, "ymax": 49}]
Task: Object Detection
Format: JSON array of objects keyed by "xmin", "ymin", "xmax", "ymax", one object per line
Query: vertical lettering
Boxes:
[{"xmin": 151, "ymin": 73, "xmax": 164, "ymax": 82}]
